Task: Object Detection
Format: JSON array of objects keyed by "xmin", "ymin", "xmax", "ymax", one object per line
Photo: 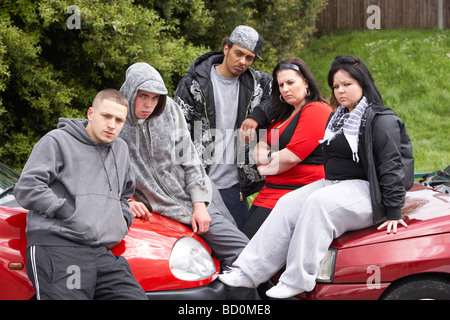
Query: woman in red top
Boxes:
[{"xmin": 242, "ymin": 57, "xmax": 333, "ymax": 238}]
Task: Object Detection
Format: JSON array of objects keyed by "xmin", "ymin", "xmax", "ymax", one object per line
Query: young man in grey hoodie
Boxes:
[
  {"xmin": 119, "ymin": 63, "xmax": 257, "ymax": 299},
  {"xmin": 14, "ymin": 89, "xmax": 147, "ymax": 300}
]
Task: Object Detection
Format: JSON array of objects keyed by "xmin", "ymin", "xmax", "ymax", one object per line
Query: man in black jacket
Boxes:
[{"xmin": 174, "ymin": 25, "xmax": 274, "ymax": 229}]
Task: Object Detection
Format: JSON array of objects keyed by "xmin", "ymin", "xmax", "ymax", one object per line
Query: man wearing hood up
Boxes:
[
  {"xmin": 14, "ymin": 89, "xmax": 147, "ymax": 300},
  {"xmin": 119, "ymin": 63, "xmax": 255, "ymax": 299}
]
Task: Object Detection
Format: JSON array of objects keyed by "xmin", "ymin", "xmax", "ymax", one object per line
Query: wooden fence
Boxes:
[{"xmin": 316, "ymin": 0, "xmax": 449, "ymax": 32}]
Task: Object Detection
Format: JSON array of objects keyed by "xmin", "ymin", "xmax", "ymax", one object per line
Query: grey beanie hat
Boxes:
[{"xmin": 229, "ymin": 25, "xmax": 264, "ymax": 60}]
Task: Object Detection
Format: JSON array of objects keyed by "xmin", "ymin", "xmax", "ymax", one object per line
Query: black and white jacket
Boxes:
[{"xmin": 174, "ymin": 51, "xmax": 274, "ymax": 198}]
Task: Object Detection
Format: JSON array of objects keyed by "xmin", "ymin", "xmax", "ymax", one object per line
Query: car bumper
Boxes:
[
  {"xmin": 299, "ymin": 283, "xmax": 390, "ymax": 300},
  {"xmin": 145, "ymin": 278, "xmax": 227, "ymax": 300}
]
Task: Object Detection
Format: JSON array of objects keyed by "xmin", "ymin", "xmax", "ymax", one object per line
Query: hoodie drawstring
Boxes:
[{"xmin": 96, "ymin": 145, "xmax": 120, "ymax": 195}]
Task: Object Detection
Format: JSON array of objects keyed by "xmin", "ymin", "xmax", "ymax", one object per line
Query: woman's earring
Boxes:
[
  {"xmin": 279, "ymin": 95, "xmax": 286, "ymax": 103},
  {"xmin": 305, "ymin": 88, "xmax": 310, "ymax": 97}
]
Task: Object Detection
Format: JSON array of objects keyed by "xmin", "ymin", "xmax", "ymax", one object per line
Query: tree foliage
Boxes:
[{"xmin": 0, "ymin": 0, "xmax": 327, "ymax": 169}]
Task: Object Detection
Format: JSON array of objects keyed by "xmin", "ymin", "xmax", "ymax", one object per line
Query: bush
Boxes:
[
  {"xmin": 298, "ymin": 29, "xmax": 450, "ymax": 173},
  {"xmin": 0, "ymin": 0, "xmax": 327, "ymax": 169},
  {"xmin": 0, "ymin": 0, "xmax": 208, "ymax": 169}
]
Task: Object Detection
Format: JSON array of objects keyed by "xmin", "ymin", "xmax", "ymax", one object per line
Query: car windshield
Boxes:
[{"xmin": 0, "ymin": 162, "xmax": 20, "ymax": 206}]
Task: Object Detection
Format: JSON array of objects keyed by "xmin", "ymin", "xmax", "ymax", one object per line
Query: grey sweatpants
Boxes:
[
  {"xmin": 201, "ymin": 182, "xmax": 250, "ymax": 268},
  {"xmin": 26, "ymin": 245, "xmax": 148, "ymax": 300},
  {"xmin": 201, "ymin": 182, "xmax": 258, "ymax": 299},
  {"xmin": 234, "ymin": 179, "xmax": 374, "ymax": 292}
]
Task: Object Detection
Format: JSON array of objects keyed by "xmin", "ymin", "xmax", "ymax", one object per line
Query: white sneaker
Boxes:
[
  {"xmin": 265, "ymin": 282, "xmax": 304, "ymax": 299},
  {"xmin": 218, "ymin": 267, "xmax": 256, "ymax": 288}
]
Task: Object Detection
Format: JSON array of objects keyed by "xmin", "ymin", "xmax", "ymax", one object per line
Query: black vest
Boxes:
[
  {"xmin": 265, "ymin": 105, "xmax": 333, "ymax": 191},
  {"xmin": 270, "ymin": 105, "xmax": 333, "ymax": 166}
]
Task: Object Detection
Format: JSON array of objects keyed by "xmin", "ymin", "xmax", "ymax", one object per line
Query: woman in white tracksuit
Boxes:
[{"xmin": 219, "ymin": 55, "xmax": 414, "ymax": 299}]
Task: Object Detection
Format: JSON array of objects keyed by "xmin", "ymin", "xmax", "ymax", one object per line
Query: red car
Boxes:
[
  {"xmin": 296, "ymin": 166, "xmax": 450, "ymax": 300},
  {"xmin": 3, "ymin": 161, "xmax": 450, "ymax": 300},
  {"xmin": 0, "ymin": 162, "xmax": 226, "ymax": 300}
]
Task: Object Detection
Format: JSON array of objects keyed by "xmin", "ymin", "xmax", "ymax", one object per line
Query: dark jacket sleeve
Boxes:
[
  {"xmin": 372, "ymin": 114, "xmax": 408, "ymax": 220},
  {"xmin": 247, "ymin": 71, "xmax": 275, "ymax": 128}
]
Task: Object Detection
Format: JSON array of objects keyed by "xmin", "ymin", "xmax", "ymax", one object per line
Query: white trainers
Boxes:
[
  {"xmin": 265, "ymin": 282, "xmax": 304, "ymax": 299},
  {"xmin": 218, "ymin": 267, "xmax": 256, "ymax": 288}
]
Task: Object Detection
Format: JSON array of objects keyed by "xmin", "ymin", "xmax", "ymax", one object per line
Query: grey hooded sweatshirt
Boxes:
[
  {"xmin": 119, "ymin": 63, "xmax": 212, "ymax": 225},
  {"xmin": 14, "ymin": 118, "xmax": 135, "ymax": 248}
]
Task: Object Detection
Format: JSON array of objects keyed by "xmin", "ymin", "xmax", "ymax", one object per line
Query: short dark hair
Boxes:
[
  {"xmin": 327, "ymin": 55, "xmax": 383, "ymax": 108},
  {"xmin": 92, "ymin": 89, "xmax": 129, "ymax": 110},
  {"xmin": 222, "ymin": 37, "xmax": 234, "ymax": 50},
  {"xmin": 270, "ymin": 57, "xmax": 325, "ymax": 123}
]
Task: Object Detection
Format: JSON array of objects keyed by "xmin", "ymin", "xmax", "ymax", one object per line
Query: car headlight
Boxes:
[
  {"xmin": 169, "ymin": 236, "xmax": 216, "ymax": 281},
  {"xmin": 316, "ymin": 248, "xmax": 337, "ymax": 283}
]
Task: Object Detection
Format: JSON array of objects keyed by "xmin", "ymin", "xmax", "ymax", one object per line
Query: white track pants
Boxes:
[{"xmin": 234, "ymin": 179, "xmax": 374, "ymax": 292}]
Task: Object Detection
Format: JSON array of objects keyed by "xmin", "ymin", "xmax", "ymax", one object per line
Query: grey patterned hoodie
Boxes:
[{"xmin": 119, "ymin": 63, "xmax": 212, "ymax": 225}]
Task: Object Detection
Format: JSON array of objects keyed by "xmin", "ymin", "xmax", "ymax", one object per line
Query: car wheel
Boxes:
[{"xmin": 381, "ymin": 275, "xmax": 450, "ymax": 300}]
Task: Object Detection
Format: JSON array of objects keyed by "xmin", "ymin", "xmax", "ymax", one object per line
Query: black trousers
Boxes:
[
  {"xmin": 218, "ymin": 183, "xmax": 250, "ymax": 230},
  {"xmin": 26, "ymin": 245, "xmax": 147, "ymax": 300},
  {"xmin": 242, "ymin": 205, "xmax": 272, "ymax": 239}
]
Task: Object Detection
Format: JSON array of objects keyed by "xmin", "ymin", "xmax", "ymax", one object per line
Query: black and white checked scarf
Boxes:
[{"xmin": 320, "ymin": 96, "xmax": 368, "ymax": 163}]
